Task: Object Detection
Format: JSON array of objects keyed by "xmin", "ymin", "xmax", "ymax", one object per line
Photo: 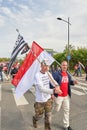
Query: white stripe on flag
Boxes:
[{"xmin": 15, "ymin": 59, "xmax": 40, "ymax": 98}]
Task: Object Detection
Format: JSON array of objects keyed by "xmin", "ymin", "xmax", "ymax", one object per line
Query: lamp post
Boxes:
[{"xmin": 57, "ymin": 17, "xmax": 71, "ymax": 70}]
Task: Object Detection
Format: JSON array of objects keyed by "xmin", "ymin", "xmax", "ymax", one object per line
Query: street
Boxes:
[{"xmin": 0, "ymin": 75, "xmax": 87, "ymax": 130}]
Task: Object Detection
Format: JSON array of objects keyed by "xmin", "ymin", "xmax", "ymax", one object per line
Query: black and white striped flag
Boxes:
[{"xmin": 8, "ymin": 33, "xmax": 30, "ymax": 74}]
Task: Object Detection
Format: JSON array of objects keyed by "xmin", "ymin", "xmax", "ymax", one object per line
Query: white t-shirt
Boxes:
[{"xmin": 35, "ymin": 71, "xmax": 54, "ymax": 102}]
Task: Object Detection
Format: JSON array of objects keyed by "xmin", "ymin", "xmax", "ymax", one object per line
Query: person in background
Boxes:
[
  {"xmin": 33, "ymin": 59, "xmax": 62, "ymax": 130},
  {"xmin": 0, "ymin": 64, "xmax": 3, "ymax": 81},
  {"xmin": 50, "ymin": 65, "xmax": 56, "ymax": 77},
  {"xmin": 73, "ymin": 64, "xmax": 78, "ymax": 76},
  {"xmin": 77, "ymin": 61, "xmax": 85, "ymax": 77},
  {"xmin": 53, "ymin": 61, "xmax": 78, "ymax": 130},
  {"xmin": 56, "ymin": 65, "xmax": 60, "ymax": 71},
  {"xmin": 11, "ymin": 66, "xmax": 18, "ymax": 79},
  {"xmin": 85, "ymin": 65, "xmax": 87, "ymax": 81}
]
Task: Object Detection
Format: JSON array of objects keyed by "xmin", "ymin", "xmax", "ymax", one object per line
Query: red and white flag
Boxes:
[{"xmin": 12, "ymin": 41, "xmax": 55, "ymax": 98}]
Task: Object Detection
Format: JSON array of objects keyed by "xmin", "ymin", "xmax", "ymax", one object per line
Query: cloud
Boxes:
[
  {"xmin": 0, "ymin": 0, "xmax": 87, "ymax": 57},
  {"xmin": 0, "ymin": 15, "xmax": 5, "ymax": 27}
]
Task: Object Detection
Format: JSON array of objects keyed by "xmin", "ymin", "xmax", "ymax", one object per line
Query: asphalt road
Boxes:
[{"xmin": 0, "ymin": 75, "xmax": 87, "ymax": 130}]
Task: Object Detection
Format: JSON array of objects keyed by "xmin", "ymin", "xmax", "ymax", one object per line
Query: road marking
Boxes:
[
  {"xmin": 78, "ymin": 79, "xmax": 85, "ymax": 81},
  {"xmin": 75, "ymin": 77, "xmax": 86, "ymax": 81},
  {"xmin": 78, "ymin": 82, "xmax": 87, "ymax": 86},
  {"xmin": 74, "ymin": 84, "xmax": 87, "ymax": 90},
  {"xmin": 71, "ymin": 89, "xmax": 85, "ymax": 95},
  {"xmin": 11, "ymin": 87, "xmax": 29, "ymax": 106},
  {"xmin": 0, "ymin": 85, "xmax": 1, "ymax": 101},
  {"xmin": 74, "ymin": 84, "xmax": 87, "ymax": 94}
]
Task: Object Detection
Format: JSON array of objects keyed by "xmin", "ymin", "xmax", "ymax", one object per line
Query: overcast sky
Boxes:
[{"xmin": 0, "ymin": 0, "xmax": 87, "ymax": 58}]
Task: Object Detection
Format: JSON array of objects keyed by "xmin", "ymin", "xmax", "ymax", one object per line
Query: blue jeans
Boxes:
[{"xmin": 78, "ymin": 68, "xmax": 82, "ymax": 76}]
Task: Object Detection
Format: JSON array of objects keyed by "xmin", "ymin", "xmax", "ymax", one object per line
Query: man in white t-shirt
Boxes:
[{"xmin": 33, "ymin": 59, "xmax": 62, "ymax": 130}]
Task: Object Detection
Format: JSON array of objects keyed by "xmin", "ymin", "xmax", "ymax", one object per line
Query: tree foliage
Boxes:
[
  {"xmin": 0, "ymin": 58, "xmax": 10, "ymax": 62},
  {"xmin": 53, "ymin": 45, "xmax": 87, "ymax": 70}
]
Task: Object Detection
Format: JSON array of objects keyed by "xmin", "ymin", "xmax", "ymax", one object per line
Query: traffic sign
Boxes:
[{"xmin": 67, "ymin": 55, "xmax": 71, "ymax": 60}]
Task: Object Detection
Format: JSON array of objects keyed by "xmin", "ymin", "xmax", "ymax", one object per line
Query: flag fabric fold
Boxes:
[{"xmin": 12, "ymin": 41, "xmax": 55, "ymax": 98}]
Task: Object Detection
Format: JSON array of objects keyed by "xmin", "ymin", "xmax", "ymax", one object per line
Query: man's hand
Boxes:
[
  {"xmin": 54, "ymin": 86, "xmax": 62, "ymax": 94},
  {"xmin": 51, "ymin": 94, "xmax": 55, "ymax": 100},
  {"xmin": 74, "ymin": 80, "xmax": 78, "ymax": 84}
]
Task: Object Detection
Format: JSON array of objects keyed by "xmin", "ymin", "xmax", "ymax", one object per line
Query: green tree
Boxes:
[{"xmin": 53, "ymin": 46, "xmax": 87, "ymax": 70}]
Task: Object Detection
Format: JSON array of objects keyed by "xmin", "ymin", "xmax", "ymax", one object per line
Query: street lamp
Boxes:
[{"xmin": 57, "ymin": 17, "xmax": 71, "ymax": 70}]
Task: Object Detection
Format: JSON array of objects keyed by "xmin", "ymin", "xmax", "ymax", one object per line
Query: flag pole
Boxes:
[
  {"xmin": 16, "ymin": 29, "xmax": 20, "ymax": 35},
  {"xmin": 8, "ymin": 29, "xmax": 30, "ymax": 75}
]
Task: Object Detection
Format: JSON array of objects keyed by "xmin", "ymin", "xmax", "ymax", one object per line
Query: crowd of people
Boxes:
[
  {"xmin": 0, "ymin": 60, "xmax": 87, "ymax": 82},
  {"xmin": 0, "ymin": 62, "xmax": 20, "ymax": 82}
]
